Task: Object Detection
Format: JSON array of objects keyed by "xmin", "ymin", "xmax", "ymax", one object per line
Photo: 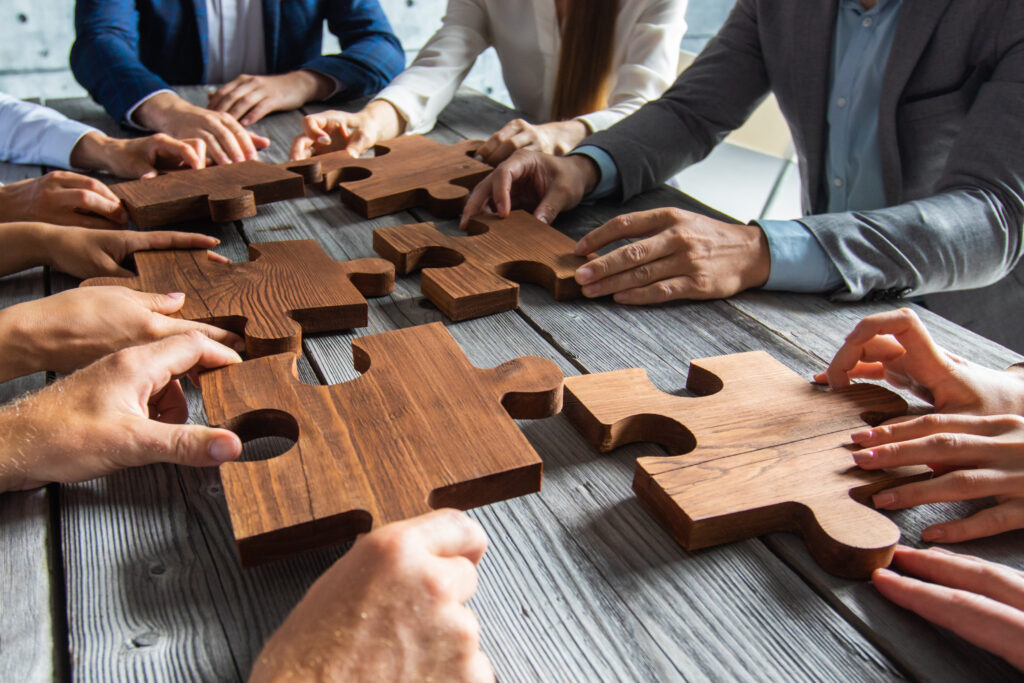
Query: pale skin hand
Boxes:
[
  {"xmin": 250, "ymin": 509, "xmax": 494, "ymax": 683},
  {"xmin": 476, "ymin": 118, "xmax": 589, "ymax": 165},
  {"xmin": 0, "ymin": 286, "xmax": 245, "ymax": 383},
  {"xmin": 815, "ymin": 308, "xmax": 1024, "ymax": 415},
  {"xmin": 135, "ymin": 91, "xmax": 271, "ymax": 166},
  {"xmin": 874, "ymin": 546, "xmax": 1024, "ymax": 671},
  {"xmin": 69, "ymin": 131, "xmax": 206, "ymax": 179},
  {"xmin": 0, "ymin": 221, "xmax": 229, "ymax": 280},
  {"xmin": 851, "ymin": 414, "xmax": 1024, "ymax": 542},
  {"xmin": 0, "ymin": 171, "xmax": 127, "ymax": 229},
  {"xmin": 208, "ymin": 70, "xmax": 336, "ymax": 127},
  {"xmin": 0, "ymin": 332, "xmax": 243, "ymax": 493},
  {"xmin": 289, "ymin": 99, "xmax": 405, "ymax": 161}
]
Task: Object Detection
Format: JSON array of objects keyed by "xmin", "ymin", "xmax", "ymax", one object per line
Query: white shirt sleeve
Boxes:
[
  {"xmin": 0, "ymin": 93, "xmax": 100, "ymax": 169},
  {"xmin": 373, "ymin": 0, "xmax": 491, "ymax": 135},
  {"xmin": 575, "ymin": 0, "xmax": 687, "ymax": 134}
]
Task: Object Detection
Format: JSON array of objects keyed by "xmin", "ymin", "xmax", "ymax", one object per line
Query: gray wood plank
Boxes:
[{"xmin": 0, "ymin": 156, "xmax": 62, "ymax": 683}]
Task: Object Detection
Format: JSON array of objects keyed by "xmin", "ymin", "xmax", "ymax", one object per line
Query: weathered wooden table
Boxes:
[{"xmin": 2, "ymin": 88, "xmax": 1022, "ymax": 682}]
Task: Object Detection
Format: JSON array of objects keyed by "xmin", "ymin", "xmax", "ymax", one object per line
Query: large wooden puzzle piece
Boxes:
[
  {"xmin": 563, "ymin": 351, "xmax": 931, "ymax": 578},
  {"xmin": 113, "ymin": 161, "xmax": 306, "ymax": 228},
  {"xmin": 81, "ymin": 240, "xmax": 394, "ymax": 357},
  {"xmin": 281, "ymin": 135, "xmax": 491, "ymax": 218},
  {"xmin": 201, "ymin": 322, "xmax": 563, "ymax": 566},
  {"xmin": 372, "ymin": 210, "xmax": 589, "ymax": 321}
]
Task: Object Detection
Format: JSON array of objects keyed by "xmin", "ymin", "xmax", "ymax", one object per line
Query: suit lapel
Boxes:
[
  {"xmin": 878, "ymin": 0, "xmax": 954, "ymax": 203},
  {"xmin": 191, "ymin": 0, "xmax": 209, "ymax": 81},
  {"xmin": 262, "ymin": 0, "xmax": 280, "ymax": 73}
]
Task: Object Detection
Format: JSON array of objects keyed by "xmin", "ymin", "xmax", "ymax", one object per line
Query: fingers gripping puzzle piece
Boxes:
[
  {"xmin": 81, "ymin": 240, "xmax": 395, "ymax": 357},
  {"xmin": 201, "ymin": 322, "xmax": 564, "ymax": 566},
  {"xmin": 281, "ymin": 135, "xmax": 492, "ymax": 218},
  {"xmin": 564, "ymin": 351, "xmax": 931, "ymax": 578},
  {"xmin": 113, "ymin": 161, "xmax": 307, "ymax": 228},
  {"xmin": 372, "ymin": 210, "xmax": 590, "ymax": 321}
]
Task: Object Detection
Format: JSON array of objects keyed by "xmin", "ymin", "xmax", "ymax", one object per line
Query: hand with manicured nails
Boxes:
[
  {"xmin": 852, "ymin": 414, "xmax": 1024, "ymax": 542},
  {"xmin": 289, "ymin": 100, "xmax": 405, "ymax": 161},
  {"xmin": 815, "ymin": 308, "xmax": 1024, "ymax": 416},
  {"xmin": 250, "ymin": 509, "xmax": 494, "ymax": 683},
  {"xmin": 874, "ymin": 546, "xmax": 1024, "ymax": 671},
  {"xmin": 209, "ymin": 70, "xmax": 335, "ymax": 127},
  {"xmin": 0, "ymin": 332, "xmax": 243, "ymax": 493},
  {"xmin": 476, "ymin": 118, "xmax": 589, "ymax": 165},
  {"xmin": 0, "ymin": 286, "xmax": 245, "ymax": 383},
  {"xmin": 0, "ymin": 171, "xmax": 128, "ymax": 229}
]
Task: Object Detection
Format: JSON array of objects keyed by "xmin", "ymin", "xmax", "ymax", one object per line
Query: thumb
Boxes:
[
  {"xmin": 139, "ymin": 290, "xmax": 187, "ymax": 315},
  {"xmin": 136, "ymin": 421, "xmax": 242, "ymax": 467}
]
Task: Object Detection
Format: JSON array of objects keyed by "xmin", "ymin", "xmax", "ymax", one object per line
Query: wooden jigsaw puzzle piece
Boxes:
[
  {"xmin": 564, "ymin": 351, "xmax": 930, "ymax": 578},
  {"xmin": 201, "ymin": 322, "xmax": 563, "ymax": 566},
  {"xmin": 113, "ymin": 161, "xmax": 306, "ymax": 228},
  {"xmin": 373, "ymin": 211, "xmax": 587, "ymax": 321},
  {"xmin": 81, "ymin": 240, "xmax": 395, "ymax": 357}
]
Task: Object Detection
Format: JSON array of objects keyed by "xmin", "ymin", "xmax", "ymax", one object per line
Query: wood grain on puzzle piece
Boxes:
[
  {"xmin": 281, "ymin": 135, "xmax": 491, "ymax": 218},
  {"xmin": 563, "ymin": 351, "xmax": 931, "ymax": 578},
  {"xmin": 81, "ymin": 240, "xmax": 394, "ymax": 357},
  {"xmin": 372, "ymin": 210, "xmax": 589, "ymax": 321},
  {"xmin": 113, "ymin": 161, "xmax": 306, "ymax": 228},
  {"xmin": 200, "ymin": 322, "xmax": 564, "ymax": 566}
]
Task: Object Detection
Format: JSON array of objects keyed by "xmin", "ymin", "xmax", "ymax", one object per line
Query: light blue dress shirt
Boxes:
[
  {"xmin": 0, "ymin": 93, "xmax": 99, "ymax": 171},
  {"xmin": 573, "ymin": 0, "xmax": 904, "ymax": 293}
]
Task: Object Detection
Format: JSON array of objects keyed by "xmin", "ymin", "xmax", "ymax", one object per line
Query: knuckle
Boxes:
[
  {"xmin": 930, "ymin": 432, "xmax": 962, "ymax": 451},
  {"xmin": 449, "ymin": 607, "xmax": 481, "ymax": 648},
  {"xmin": 361, "ymin": 524, "xmax": 413, "ymax": 561},
  {"xmin": 624, "ymin": 243, "xmax": 647, "ymax": 264},
  {"xmin": 653, "ymin": 280, "xmax": 675, "ymax": 300},
  {"xmin": 948, "ymin": 469, "xmax": 985, "ymax": 494},
  {"xmin": 632, "ymin": 263, "xmax": 654, "ymax": 284}
]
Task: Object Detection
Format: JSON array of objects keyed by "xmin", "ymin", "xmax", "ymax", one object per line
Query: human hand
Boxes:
[
  {"xmin": 208, "ymin": 70, "xmax": 335, "ymax": 127},
  {"xmin": 0, "ymin": 332, "xmax": 243, "ymax": 492},
  {"xmin": 43, "ymin": 224, "xmax": 229, "ymax": 280},
  {"xmin": 69, "ymin": 131, "xmax": 206, "ymax": 179},
  {"xmin": 134, "ymin": 91, "xmax": 270, "ymax": 166},
  {"xmin": 250, "ymin": 509, "xmax": 494, "ymax": 683},
  {"xmin": 569, "ymin": 208, "xmax": 770, "ymax": 304},
  {"xmin": 815, "ymin": 308, "xmax": 1024, "ymax": 415},
  {"xmin": 873, "ymin": 546, "xmax": 1024, "ymax": 671},
  {"xmin": 476, "ymin": 119, "xmax": 589, "ymax": 165},
  {"xmin": 289, "ymin": 99, "xmax": 404, "ymax": 160},
  {"xmin": 0, "ymin": 286, "xmax": 245, "ymax": 383},
  {"xmin": 0, "ymin": 171, "xmax": 127, "ymax": 229},
  {"xmin": 460, "ymin": 149, "xmax": 598, "ymax": 227},
  {"xmin": 851, "ymin": 413, "xmax": 1024, "ymax": 542}
]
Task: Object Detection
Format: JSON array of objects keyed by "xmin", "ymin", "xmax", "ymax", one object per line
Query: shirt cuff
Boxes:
[
  {"xmin": 51, "ymin": 121, "xmax": 101, "ymax": 170},
  {"xmin": 570, "ymin": 145, "xmax": 620, "ymax": 201},
  {"xmin": 757, "ymin": 219, "xmax": 844, "ymax": 292},
  {"xmin": 300, "ymin": 67, "xmax": 343, "ymax": 100},
  {"xmin": 124, "ymin": 89, "xmax": 176, "ymax": 130}
]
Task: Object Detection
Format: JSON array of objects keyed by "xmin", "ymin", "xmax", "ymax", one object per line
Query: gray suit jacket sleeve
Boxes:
[{"xmin": 585, "ymin": 0, "xmax": 1024, "ymax": 300}]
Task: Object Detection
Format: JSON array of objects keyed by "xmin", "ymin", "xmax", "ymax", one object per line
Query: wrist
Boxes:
[
  {"xmin": 741, "ymin": 225, "xmax": 772, "ymax": 290},
  {"xmin": 366, "ymin": 99, "xmax": 405, "ymax": 138},
  {"xmin": 550, "ymin": 120, "xmax": 588, "ymax": 156},
  {"xmin": 566, "ymin": 153, "xmax": 600, "ymax": 195},
  {"xmin": 0, "ymin": 401, "xmax": 43, "ymax": 493},
  {"xmin": 69, "ymin": 132, "xmax": 114, "ymax": 174},
  {"xmin": 0, "ymin": 304, "xmax": 42, "ymax": 382},
  {"xmin": 1004, "ymin": 363, "xmax": 1024, "ymax": 414},
  {"xmin": 295, "ymin": 69, "xmax": 336, "ymax": 103},
  {"xmin": 135, "ymin": 91, "xmax": 187, "ymax": 131}
]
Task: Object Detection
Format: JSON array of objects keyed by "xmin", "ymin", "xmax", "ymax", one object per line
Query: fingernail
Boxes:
[
  {"xmin": 872, "ymin": 568, "xmax": 899, "ymax": 581},
  {"xmin": 576, "ymin": 266, "xmax": 594, "ymax": 284},
  {"xmin": 241, "ymin": 118, "xmax": 252, "ymax": 126},
  {"xmin": 922, "ymin": 527, "xmax": 945, "ymax": 542},
  {"xmin": 318, "ymin": 136, "xmax": 331, "ymax": 145},
  {"xmin": 851, "ymin": 429, "xmax": 872, "ymax": 443},
  {"xmin": 852, "ymin": 449, "xmax": 874, "ymax": 465},
  {"xmin": 167, "ymin": 292, "xmax": 185, "ymax": 301},
  {"xmin": 582, "ymin": 285, "xmax": 598, "ymax": 298},
  {"xmin": 873, "ymin": 492, "xmax": 896, "ymax": 508},
  {"xmin": 209, "ymin": 435, "xmax": 239, "ymax": 462},
  {"xmin": 929, "ymin": 546, "xmax": 954, "ymax": 554}
]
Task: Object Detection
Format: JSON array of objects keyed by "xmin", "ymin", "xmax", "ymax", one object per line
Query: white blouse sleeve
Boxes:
[
  {"xmin": 0, "ymin": 93, "xmax": 99, "ymax": 170},
  {"xmin": 373, "ymin": 0, "xmax": 491, "ymax": 135},
  {"xmin": 575, "ymin": 0, "xmax": 687, "ymax": 135}
]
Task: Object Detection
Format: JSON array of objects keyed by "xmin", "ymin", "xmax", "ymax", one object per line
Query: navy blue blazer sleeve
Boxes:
[
  {"xmin": 71, "ymin": 0, "xmax": 174, "ymax": 125},
  {"xmin": 304, "ymin": 0, "xmax": 405, "ymax": 99}
]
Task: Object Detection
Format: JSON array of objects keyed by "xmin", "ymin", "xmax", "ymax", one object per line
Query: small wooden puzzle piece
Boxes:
[
  {"xmin": 201, "ymin": 322, "xmax": 563, "ymax": 566},
  {"xmin": 113, "ymin": 161, "xmax": 307, "ymax": 228},
  {"xmin": 281, "ymin": 135, "xmax": 491, "ymax": 218},
  {"xmin": 81, "ymin": 240, "xmax": 394, "ymax": 357},
  {"xmin": 372, "ymin": 210, "xmax": 589, "ymax": 321},
  {"xmin": 564, "ymin": 351, "xmax": 931, "ymax": 578}
]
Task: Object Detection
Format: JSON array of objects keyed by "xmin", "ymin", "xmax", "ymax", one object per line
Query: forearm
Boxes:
[
  {"xmin": 0, "ymin": 223, "xmax": 53, "ymax": 276},
  {"xmin": 0, "ymin": 302, "xmax": 45, "ymax": 383},
  {"xmin": 0, "ymin": 400, "xmax": 44, "ymax": 493}
]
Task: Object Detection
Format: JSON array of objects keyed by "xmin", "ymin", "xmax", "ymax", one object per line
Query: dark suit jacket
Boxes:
[
  {"xmin": 71, "ymin": 0, "xmax": 405, "ymax": 124},
  {"xmin": 584, "ymin": 0, "xmax": 1024, "ymax": 301}
]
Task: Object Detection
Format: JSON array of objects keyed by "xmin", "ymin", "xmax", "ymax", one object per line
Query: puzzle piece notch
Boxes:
[
  {"xmin": 281, "ymin": 136, "xmax": 492, "ymax": 218},
  {"xmin": 81, "ymin": 239, "xmax": 394, "ymax": 357},
  {"xmin": 563, "ymin": 351, "xmax": 930, "ymax": 578},
  {"xmin": 373, "ymin": 210, "xmax": 589, "ymax": 321},
  {"xmin": 201, "ymin": 322, "xmax": 564, "ymax": 566},
  {"xmin": 113, "ymin": 161, "xmax": 307, "ymax": 228}
]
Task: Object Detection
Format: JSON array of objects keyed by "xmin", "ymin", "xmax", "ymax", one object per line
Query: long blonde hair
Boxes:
[{"xmin": 550, "ymin": 0, "xmax": 618, "ymax": 122}]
